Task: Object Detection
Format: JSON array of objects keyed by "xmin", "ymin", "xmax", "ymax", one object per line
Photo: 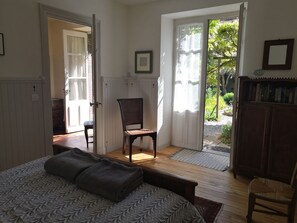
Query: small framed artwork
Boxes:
[
  {"xmin": 135, "ymin": 50, "xmax": 153, "ymax": 73},
  {"xmin": 0, "ymin": 33, "xmax": 4, "ymax": 56},
  {"xmin": 262, "ymin": 39, "xmax": 294, "ymax": 70}
]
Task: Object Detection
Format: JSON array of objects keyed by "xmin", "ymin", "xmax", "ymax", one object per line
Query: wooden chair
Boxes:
[
  {"xmin": 117, "ymin": 98, "xmax": 157, "ymax": 162},
  {"xmin": 83, "ymin": 121, "xmax": 93, "ymax": 148},
  {"xmin": 247, "ymin": 162, "xmax": 297, "ymax": 223}
]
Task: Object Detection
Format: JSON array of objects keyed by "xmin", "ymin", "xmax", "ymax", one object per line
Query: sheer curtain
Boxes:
[
  {"xmin": 172, "ymin": 22, "xmax": 204, "ymax": 150},
  {"xmin": 173, "ymin": 23, "xmax": 202, "ymax": 113},
  {"xmin": 66, "ymin": 35, "xmax": 87, "ymax": 101}
]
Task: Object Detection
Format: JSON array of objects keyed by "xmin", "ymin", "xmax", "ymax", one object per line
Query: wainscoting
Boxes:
[
  {"xmin": 0, "ymin": 76, "xmax": 158, "ymax": 171},
  {"xmin": 0, "ymin": 78, "xmax": 46, "ymax": 171}
]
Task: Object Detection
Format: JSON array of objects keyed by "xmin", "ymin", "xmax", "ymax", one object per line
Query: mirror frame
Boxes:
[{"xmin": 262, "ymin": 39, "xmax": 294, "ymax": 70}]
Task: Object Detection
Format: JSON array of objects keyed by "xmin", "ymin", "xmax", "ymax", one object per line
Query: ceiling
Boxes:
[{"xmin": 115, "ymin": 0, "xmax": 163, "ymax": 5}]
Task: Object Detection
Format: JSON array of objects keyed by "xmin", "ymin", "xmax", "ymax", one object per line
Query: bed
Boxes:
[{"xmin": 0, "ymin": 145, "xmax": 205, "ymax": 223}]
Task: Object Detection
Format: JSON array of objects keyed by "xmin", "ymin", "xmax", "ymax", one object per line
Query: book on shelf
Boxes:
[
  {"xmin": 293, "ymin": 87, "xmax": 297, "ymax": 105},
  {"xmin": 255, "ymin": 83, "xmax": 261, "ymax": 102},
  {"xmin": 252, "ymin": 84, "xmax": 297, "ymax": 104},
  {"xmin": 243, "ymin": 78, "xmax": 297, "ymax": 104}
]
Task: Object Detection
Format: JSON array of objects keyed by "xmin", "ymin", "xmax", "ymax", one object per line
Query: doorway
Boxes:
[
  {"xmin": 48, "ymin": 18, "xmax": 94, "ymax": 148},
  {"xmin": 39, "ymin": 4, "xmax": 100, "ymax": 154},
  {"xmin": 171, "ymin": 14, "xmax": 240, "ymax": 153},
  {"xmin": 202, "ymin": 17, "xmax": 239, "ymax": 157},
  {"xmin": 161, "ymin": 3, "xmax": 246, "ymax": 171},
  {"xmin": 48, "ymin": 18, "xmax": 94, "ymax": 150}
]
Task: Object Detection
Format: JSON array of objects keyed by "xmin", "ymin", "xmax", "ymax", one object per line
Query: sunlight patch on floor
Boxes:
[{"xmin": 124, "ymin": 153, "xmax": 158, "ymax": 161}]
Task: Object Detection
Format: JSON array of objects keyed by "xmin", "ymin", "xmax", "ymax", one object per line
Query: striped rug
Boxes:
[{"xmin": 170, "ymin": 149, "xmax": 229, "ymax": 171}]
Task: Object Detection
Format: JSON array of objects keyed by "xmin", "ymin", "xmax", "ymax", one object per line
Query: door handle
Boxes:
[{"xmin": 90, "ymin": 102, "xmax": 102, "ymax": 108}]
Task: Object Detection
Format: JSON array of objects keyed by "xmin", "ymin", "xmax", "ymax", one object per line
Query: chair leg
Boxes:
[
  {"xmin": 151, "ymin": 134, "xmax": 157, "ymax": 158},
  {"xmin": 246, "ymin": 194, "xmax": 255, "ymax": 223},
  {"xmin": 139, "ymin": 136, "xmax": 143, "ymax": 152},
  {"xmin": 153, "ymin": 136, "xmax": 156, "ymax": 158},
  {"xmin": 122, "ymin": 135, "xmax": 126, "ymax": 154},
  {"xmin": 288, "ymin": 202, "xmax": 296, "ymax": 223},
  {"xmin": 288, "ymin": 192, "xmax": 297, "ymax": 223},
  {"xmin": 129, "ymin": 137, "xmax": 133, "ymax": 162},
  {"xmin": 84, "ymin": 127, "xmax": 88, "ymax": 148}
]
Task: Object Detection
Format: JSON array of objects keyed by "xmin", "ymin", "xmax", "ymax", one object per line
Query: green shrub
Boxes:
[
  {"xmin": 219, "ymin": 124, "xmax": 232, "ymax": 145},
  {"xmin": 204, "ymin": 92, "xmax": 227, "ymax": 121},
  {"xmin": 204, "ymin": 110, "xmax": 217, "ymax": 121},
  {"xmin": 205, "ymin": 87, "xmax": 216, "ymax": 99},
  {"xmin": 223, "ymin": 92, "xmax": 234, "ymax": 105}
]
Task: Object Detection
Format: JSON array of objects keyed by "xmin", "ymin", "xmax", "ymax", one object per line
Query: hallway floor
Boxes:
[{"xmin": 53, "ymin": 131, "xmax": 93, "ymax": 152}]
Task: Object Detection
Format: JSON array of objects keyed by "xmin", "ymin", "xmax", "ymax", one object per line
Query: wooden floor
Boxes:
[
  {"xmin": 106, "ymin": 147, "xmax": 295, "ymax": 223},
  {"xmin": 54, "ymin": 133, "xmax": 295, "ymax": 223}
]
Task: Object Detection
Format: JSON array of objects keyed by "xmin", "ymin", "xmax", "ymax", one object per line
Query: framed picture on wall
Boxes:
[
  {"xmin": 262, "ymin": 39, "xmax": 294, "ymax": 70},
  {"xmin": 135, "ymin": 50, "xmax": 153, "ymax": 73},
  {"xmin": 0, "ymin": 33, "xmax": 4, "ymax": 56}
]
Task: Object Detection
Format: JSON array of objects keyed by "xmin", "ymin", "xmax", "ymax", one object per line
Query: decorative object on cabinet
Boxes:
[
  {"xmin": 234, "ymin": 76, "xmax": 297, "ymax": 183},
  {"xmin": 253, "ymin": 69, "xmax": 264, "ymax": 77},
  {"xmin": 262, "ymin": 39, "xmax": 294, "ymax": 70},
  {"xmin": 0, "ymin": 33, "xmax": 4, "ymax": 56},
  {"xmin": 52, "ymin": 98, "xmax": 64, "ymax": 134},
  {"xmin": 135, "ymin": 50, "xmax": 153, "ymax": 73}
]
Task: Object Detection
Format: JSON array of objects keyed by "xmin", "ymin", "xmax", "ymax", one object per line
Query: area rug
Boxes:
[
  {"xmin": 170, "ymin": 149, "xmax": 229, "ymax": 171},
  {"xmin": 194, "ymin": 196, "xmax": 223, "ymax": 223}
]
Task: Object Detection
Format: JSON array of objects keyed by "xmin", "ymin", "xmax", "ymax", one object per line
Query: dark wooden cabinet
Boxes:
[
  {"xmin": 234, "ymin": 77, "xmax": 297, "ymax": 183},
  {"xmin": 267, "ymin": 106, "xmax": 297, "ymax": 181},
  {"xmin": 52, "ymin": 98, "xmax": 65, "ymax": 134}
]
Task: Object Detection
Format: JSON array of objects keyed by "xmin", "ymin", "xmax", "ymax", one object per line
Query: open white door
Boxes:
[
  {"xmin": 231, "ymin": 3, "xmax": 247, "ymax": 167},
  {"xmin": 91, "ymin": 14, "xmax": 102, "ymax": 154},
  {"xmin": 63, "ymin": 30, "xmax": 90, "ymax": 133},
  {"xmin": 172, "ymin": 21, "xmax": 206, "ymax": 150}
]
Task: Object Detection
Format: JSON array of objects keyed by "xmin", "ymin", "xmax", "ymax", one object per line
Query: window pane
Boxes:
[
  {"xmin": 174, "ymin": 23, "xmax": 203, "ymax": 112},
  {"xmin": 67, "ymin": 36, "xmax": 85, "ymax": 54},
  {"xmin": 69, "ymin": 79, "xmax": 87, "ymax": 100},
  {"xmin": 67, "ymin": 55, "xmax": 86, "ymax": 77}
]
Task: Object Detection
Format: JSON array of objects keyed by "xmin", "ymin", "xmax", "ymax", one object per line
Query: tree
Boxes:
[{"xmin": 207, "ymin": 19, "xmax": 239, "ymax": 94}]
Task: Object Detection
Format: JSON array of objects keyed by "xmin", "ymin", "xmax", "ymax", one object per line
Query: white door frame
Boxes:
[{"xmin": 39, "ymin": 4, "xmax": 102, "ymax": 154}]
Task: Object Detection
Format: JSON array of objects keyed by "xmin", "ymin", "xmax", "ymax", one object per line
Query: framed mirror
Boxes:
[{"xmin": 262, "ymin": 39, "xmax": 294, "ymax": 70}]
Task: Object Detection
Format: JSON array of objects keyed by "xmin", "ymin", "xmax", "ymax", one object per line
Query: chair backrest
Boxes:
[{"xmin": 117, "ymin": 98, "xmax": 143, "ymax": 131}]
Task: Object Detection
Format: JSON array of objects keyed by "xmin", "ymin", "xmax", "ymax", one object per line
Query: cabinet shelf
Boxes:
[{"xmin": 241, "ymin": 77, "xmax": 297, "ymax": 104}]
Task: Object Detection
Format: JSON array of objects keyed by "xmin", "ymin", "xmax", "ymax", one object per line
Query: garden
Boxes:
[{"xmin": 204, "ymin": 18, "xmax": 239, "ymax": 147}]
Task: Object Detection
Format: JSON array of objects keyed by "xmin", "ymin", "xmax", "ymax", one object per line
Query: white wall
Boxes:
[
  {"xmin": 127, "ymin": 0, "xmax": 297, "ymax": 78},
  {"xmin": 125, "ymin": 0, "xmax": 297, "ymax": 151},
  {"xmin": 0, "ymin": 0, "xmax": 128, "ymax": 78}
]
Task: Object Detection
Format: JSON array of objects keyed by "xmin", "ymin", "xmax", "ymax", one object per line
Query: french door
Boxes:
[
  {"xmin": 63, "ymin": 30, "xmax": 90, "ymax": 133},
  {"xmin": 171, "ymin": 4, "xmax": 246, "ymax": 153},
  {"xmin": 172, "ymin": 21, "xmax": 207, "ymax": 150}
]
